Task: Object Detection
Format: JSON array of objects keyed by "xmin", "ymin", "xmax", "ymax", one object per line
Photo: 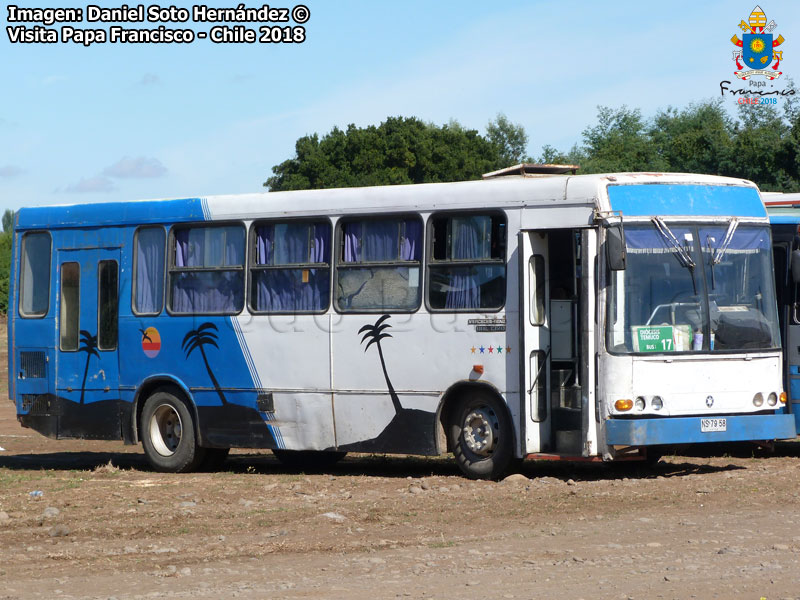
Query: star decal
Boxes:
[
  {"xmin": 497, "ymin": 346, "xmax": 503, "ymax": 354},
  {"xmin": 488, "ymin": 346, "xmax": 494, "ymax": 353},
  {"xmin": 506, "ymin": 346, "xmax": 512, "ymax": 354},
  {"xmin": 470, "ymin": 346, "xmax": 476, "ymax": 354},
  {"xmin": 479, "ymin": 346, "xmax": 485, "ymax": 354}
]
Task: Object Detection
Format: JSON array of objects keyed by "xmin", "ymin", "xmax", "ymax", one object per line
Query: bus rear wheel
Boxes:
[
  {"xmin": 141, "ymin": 389, "xmax": 205, "ymax": 473},
  {"xmin": 449, "ymin": 392, "xmax": 513, "ymax": 480}
]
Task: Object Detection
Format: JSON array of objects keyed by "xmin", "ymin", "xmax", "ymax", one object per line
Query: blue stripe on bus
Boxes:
[
  {"xmin": 791, "ymin": 377, "xmax": 800, "ymax": 402},
  {"xmin": 608, "ymin": 184, "xmax": 766, "ymax": 218},
  {"xmin": 16, "ymin": 198, "xmax": 208, "ymax": 229},
  {"xmin": 605, "ymin": 413, "xmax": 795, "ymax": 445},
  {"xmin": 768, "ymin": 215, "xmax": 800, "ymax": 224},
  {"xmin": 791, "ymin": 365, "xmax": 800, "ymax": 375}
]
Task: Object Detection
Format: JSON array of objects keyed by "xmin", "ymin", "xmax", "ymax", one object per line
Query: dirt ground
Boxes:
[{"xmin": 3, "ymin": 323, "xmax": 800, "ymax": 599}]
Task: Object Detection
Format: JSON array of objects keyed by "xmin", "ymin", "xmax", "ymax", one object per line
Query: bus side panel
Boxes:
[
  {"xmin": 13, "ymin": 225, "xmax": 61, "ymax": 440},
  {"xmin": 8, "ymin": 228, "xmax": 16, "ymax": 402},
  {"xmin": 120, "ymin": 314, "xmax": 282, "ymax": 450}
]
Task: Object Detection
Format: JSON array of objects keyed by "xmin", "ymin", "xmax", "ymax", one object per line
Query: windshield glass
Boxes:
[{"xmin": 606, "ymin": 222, "xmax": 779, "ymax": 354}]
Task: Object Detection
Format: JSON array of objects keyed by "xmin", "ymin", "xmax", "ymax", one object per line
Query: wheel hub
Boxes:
[
  {"xmin": 462, "ymin": 408, "xmax": 498, "ymax": 456},
  {"xmin": 150, "ymin": 404, "xmax": 183, "ymax": 457}
]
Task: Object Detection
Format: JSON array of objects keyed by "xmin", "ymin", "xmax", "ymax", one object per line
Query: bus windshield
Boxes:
[{"xmin": 606, "ymin": 221, "xmax": 780, "ymax": 354}]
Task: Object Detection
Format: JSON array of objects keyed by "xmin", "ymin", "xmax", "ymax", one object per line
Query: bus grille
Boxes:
[{"xmin": 19, "ymin": 351, "xmax": 47, "ymax": 379}]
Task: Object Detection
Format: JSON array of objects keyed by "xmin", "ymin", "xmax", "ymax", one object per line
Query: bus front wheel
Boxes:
[
  {"xmin": 141, "ymin": 389, "xmax": 205, "ymax": 473},
  {"xmin": 449, "ymin": 392, "xmax": 513, "ymax": 480}
]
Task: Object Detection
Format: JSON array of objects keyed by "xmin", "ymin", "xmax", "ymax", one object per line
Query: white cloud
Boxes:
[
  {"xmin": 63, "ymin": 176, "xmax": 115, "ymax": 193},
  {"xmin": 41, "ymin": 75, "xmax": 67, "ymax": 86},
  {"xmin": 0, "ymin": 165, "xmax": 23, "ymax": 178},
  {"xmin": 102, "ymin": 156, "xmax": 168, "ymax": 179},
  {"xmin": 138, "ymin": 73, "xmax": 160, "ymax": 86}
]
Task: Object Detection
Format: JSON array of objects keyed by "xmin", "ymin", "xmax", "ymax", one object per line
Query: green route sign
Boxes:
[{"xmin": 634, "ymin": 326, "xmax": 675, "ymax": 353}]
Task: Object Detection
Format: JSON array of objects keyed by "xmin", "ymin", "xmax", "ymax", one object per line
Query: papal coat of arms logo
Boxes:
[{"xmin": 730, "ymin": 5, "xmax": 785, "ymax": 80}]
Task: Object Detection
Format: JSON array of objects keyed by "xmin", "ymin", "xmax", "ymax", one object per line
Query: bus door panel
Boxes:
[
  {"xmin": 519, "ymin": 231, "xmax": 551, "ymax": 453},
  {"xmin": 788, "ymin": 291, "xmax": 800, "ymax": 432},
  {"xmin": 774, "ymin": 238, "xmax": 800, "ymax": 433},
  {"xmin": 54, "ymin": 248, "xmax": 123, "ymax": 439}
]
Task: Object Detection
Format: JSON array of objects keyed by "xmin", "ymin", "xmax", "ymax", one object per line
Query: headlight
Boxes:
[
  {"xmin": 651, "ymin": 396, "xmax": 664, "ymax": 411},
  {"xmin": 767, "ymin": 392, "xmax": 778, "ymax": 406},
  {"xmin": 753, "ymin": 393, "xmax": 764, "ymax": 407},
  {"xmin": 634, "ymin": 397, "xmax": 646, "ymax": 411}
]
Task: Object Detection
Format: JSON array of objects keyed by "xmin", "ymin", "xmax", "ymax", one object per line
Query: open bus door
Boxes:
[
  {"xmin": 519, "ymin": 230, "xmax": 551, "ymax": 453},
  {"xmin": 519, "ymin": 229, "xmax": 586, "ymax": 455}
]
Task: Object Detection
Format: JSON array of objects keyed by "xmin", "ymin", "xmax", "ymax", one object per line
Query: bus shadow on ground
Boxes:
[
  {"xmin": 517, "ymin": 458, "xmax": 745, "ymax": 483},
  {"xmin": 0, "ymin": 451, "xmax": 149, "ymax": 471},
  {"xmin": 0, "ymin": 449, "xmax": 754, "ymax": 481}
]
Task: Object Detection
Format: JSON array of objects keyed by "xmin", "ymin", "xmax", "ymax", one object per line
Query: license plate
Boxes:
[{"xmin": 701, "ymin": 418, "xmax": 727, "ymax": 432}]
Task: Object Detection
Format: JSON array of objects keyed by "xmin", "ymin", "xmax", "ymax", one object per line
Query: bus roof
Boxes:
[
  {"xmin": 763, "ymin": 192, "xmax": 800, "ymax": 224},
  {"xmin": 15, "ymin": 172, "xmax": 762, "ymax": 230}
]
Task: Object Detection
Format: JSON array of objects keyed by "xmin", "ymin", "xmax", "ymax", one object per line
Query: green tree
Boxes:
[
  {"xmin": 729, "ymin": 102, "xmax": 798, "ymax": 192},
  {"xmin": 486, "ymin": 113, "xmax": 529, "ymax": 166},
  {"xmin": 649, "ymin": 102, "xmax": 735, "ymax": 176},
  {"xmin": 2, "ymin": 209, "xmax": 13, "ymax": 233},
  {"xmin": 578, "ymin": 106, "xmax": 665, "ymax": 173},
  {"xmin": 540, "ymin": 102, "xmax": 800, "ymax": 192},
  {"xmin": 265, "ymin": 116, "xmax": 507, "ymax": 191},
  {"xmin": 0, "ymin": 230, "xmax": 11, "ymax": 313}
]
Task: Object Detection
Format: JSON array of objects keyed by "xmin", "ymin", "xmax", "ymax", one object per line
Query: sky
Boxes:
[{"xmin": 2, "ymin": 0, "xmax": 800, "ymax": 216}]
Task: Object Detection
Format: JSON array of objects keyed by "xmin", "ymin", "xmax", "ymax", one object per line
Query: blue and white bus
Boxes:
[{"xmin": 8, "ymin": 169, "xmax": 795, "ymax": 479}]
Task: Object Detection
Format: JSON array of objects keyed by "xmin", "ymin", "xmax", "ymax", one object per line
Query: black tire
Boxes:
[
  {"xmin": 141, "ymin": 389, "xmax": 205, "ymax": 473},
  {"xmin": 199, "ymin": 447, "xmax": 230, "ymax": 471},
  {"xmin": 272, "ymin": 449, "xmax": 347, "ymax": 471},
  {"xmin": 449, "ymin": 391, "xmax": 514, "ymax": 480}
]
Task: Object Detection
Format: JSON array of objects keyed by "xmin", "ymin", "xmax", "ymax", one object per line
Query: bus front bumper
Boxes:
[{"xmin": 605, "ymin": 413, "xmax": 796, "ymax": 446}]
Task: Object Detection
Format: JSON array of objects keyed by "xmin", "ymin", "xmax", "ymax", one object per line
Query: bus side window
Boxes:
[
  {"xmin": 531, "ymin": 254, "xmax": 545, "ymax": 325},
  {"xmin": 428, "ymin": 213, "xmax": 506, "ymax": 311},
  {"xmin": 133, "ymin": 226, "xmax": 166, "ymax": 315},
  {"xmin": 335, "ymin": 216, "xmax": 422, "ymax": 312},
  {"xmin": 98, "ymin": 260, "xmax": 118, "ymax": 351},
  {"xmin": 168, "ymin": 224, "xmax": 245, "ymax": 315},
  {"xmin": 19, "ymin": 232, "xmax": 52, "ymax": 318},
  {"xmin": 250, "ymin": 220, "xmax": 331, "ymax": 313},
  {"xmin": 60, "ymin": 262, "xmax": 80, "ymax": 351}
]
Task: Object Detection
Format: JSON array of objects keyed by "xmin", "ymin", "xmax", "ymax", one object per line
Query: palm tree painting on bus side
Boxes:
[
  {"xmin": 78, "ymin": 330, "xmax": 99, "ymax": 405},
  {"xmin": 182, "ymin": 322, "xmax": 227, "ymax": 405},
  {"xmin": 359, "ymin": 314, "xmax": 402, "ymax": 414},
  {"xmin": 344, "ymin": 314, "xmax": 436, "ymax": 454}
]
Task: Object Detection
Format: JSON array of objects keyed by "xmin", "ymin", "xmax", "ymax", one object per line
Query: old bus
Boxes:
[{"xmin": 8, "ymin": 169, "xmax": 795, "ymax": 478}]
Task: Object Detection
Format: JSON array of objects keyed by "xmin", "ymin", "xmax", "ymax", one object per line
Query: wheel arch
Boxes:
[
  {"xmin": 131, "ymin": 376, "xmax": 201, "ymax": 445},
  {"xmin": 435, "ymin": 380, "xmax": 517, "ymax": 455}
]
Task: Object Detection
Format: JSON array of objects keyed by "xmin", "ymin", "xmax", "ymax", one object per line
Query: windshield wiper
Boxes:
[
  {"xmin": 652, "ymin": 217, "xmax": 697, "ymax": 293},
  {"xmin": 651, "ymin": 217, "xmax": 695, "ymax": 268},
  {"xmin": 705, "ymin": 218, "xmax": 738, "ymax": 290},
  {"xmin": 711, "ymin": 218, "xmax": 739, "ymax": 265}
]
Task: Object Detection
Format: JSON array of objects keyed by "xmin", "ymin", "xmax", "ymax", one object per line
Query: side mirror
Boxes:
[
  {"xmin": 791, "ymin": 249, "xmax": 800, "ymax": 282},
  {"xmin": 606, "ymin": 223, "xmax": 627, "ymax": 271}
]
